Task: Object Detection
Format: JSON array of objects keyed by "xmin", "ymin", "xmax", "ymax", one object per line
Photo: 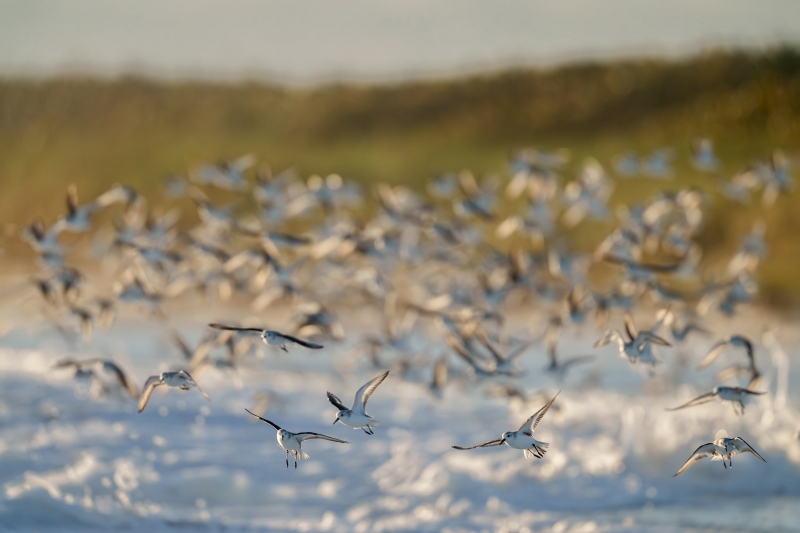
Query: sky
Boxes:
[{"xmin": 1, "ymin": 0, "xmax": 800, "ymax": 84}]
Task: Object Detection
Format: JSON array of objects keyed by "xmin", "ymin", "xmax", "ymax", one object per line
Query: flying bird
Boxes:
[
  {"xmin": 138, "ymin": 370, "xmax": 210, "ymax": 413},
  {"xmin": 245, "ymin": 409, "xmax": 349, "ymax": 469},
  {"xmin": 328, "ymin": 370, "xmax": 389, "ymax": 435},
  {"xmin": 452, "ymin": 391, "xmax": 560, "ymax": 459},
  {"xmin": 674, "ymin": 437, "xmax": 766, "ymax": 476},
  {"xmin": 208, "ymin": 323, "xmax": 323, "ymax": 351},
  {"xmin": 666, "ymin": 386, "xmax": 764, "ymax": 415}
]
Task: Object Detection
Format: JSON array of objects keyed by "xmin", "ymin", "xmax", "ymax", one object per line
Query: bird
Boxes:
[
  {"xmin": 594, "ymin": 311, "xmax": 671, "ymax": 365},
  {"xmin": 208, "ymin": 323, "xmax": 323, "ymax": 351},
  {"xmin": 138, "ymin": 370, "xmax": 210, "ymax": 413},
  {"xmin": 666, "ymin": 386, "xmax": 765, "ymax": 415},
  {"xmin": 244, "ymin": 409, "xmax": 349, "ymax": 469},
  {"xmin": 674, "ymin": 437, "xmax": 766, "ymax": 476},
  {"xmin": 452, "ymin": 391, "xmax": 560, "ymax": 459},
  {"xmin": 698, "ymin": 335, "xmax": 755, "ymax": 370},
  {"xmin": 328, "ymin": 370, "xmax": 389, "ymax": 435},
  {"xmin": 53, "ymin": 358, "xmax": 138, "ymax": 400}
]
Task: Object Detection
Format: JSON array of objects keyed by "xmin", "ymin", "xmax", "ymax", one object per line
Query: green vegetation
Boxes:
[{"xmin": 1, "ymin": 49, "xmax": 799, "ymax": 304}]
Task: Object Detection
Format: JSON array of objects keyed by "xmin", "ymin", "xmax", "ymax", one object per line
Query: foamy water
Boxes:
[{"xmin": 1, "ymin": 314, "xmax": 799, "ymax": 532}]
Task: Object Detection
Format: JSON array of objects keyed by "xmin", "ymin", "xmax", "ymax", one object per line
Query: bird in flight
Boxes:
[
  {"xmin": 452, "ymin": 391, "xmax": 560, "ymax": 459},
  {"xmin": 674, "ymin": 437, "xmax": 766, "ymax": 476},
  {"xmin": 244, "ymin": 409, "xmax": 349, "ymax": 468},
  {"xmin": 328, "ymin": 371, "xmax": 389, "ymax": 435},
  {"xmin": 138, "ymin": 370, "xmax": 210, "ymax": 413},
  {"xmin": 208, "ymin": 323, "xmax": 323, "ymax": 352}
]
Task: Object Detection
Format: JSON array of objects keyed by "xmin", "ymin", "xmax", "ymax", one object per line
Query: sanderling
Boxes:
[
  {"xmin": 138, "ymin": 370, "xmax": 210, "ymax": 413},
  {"xmin": 594, "ymin": 311, "xmax": 670, "ymax": 364},
  {"xmin": 328, "ymin": 370, "xmax": 389, "ymax": 435},
  {"xmin": 452, "ymin": 391, "xmax": 560, "ymax": 459},
  {"xmin": 245, "ymin": 409, "xmax": 349, "ymax": 469},
  {"xmin": 53, "ymin": 358, "xmax": 138, "ymax": 399},
  {"xmin": 674, "ymin": 437, "xmax": 766, "ymax": 476},
  {"xmin": 208, "ymin": 323, "xmax": 323, "ymax": 351},
  {"xmin": 666, "ymin": 386, "xmax": 764, "ymax": 415}
]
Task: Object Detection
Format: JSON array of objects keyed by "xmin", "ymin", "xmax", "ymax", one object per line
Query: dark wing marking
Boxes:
[
  {"xmin": 295, "ymin": 432, "xmax": 349, "ymax": 444},
  {"xmin": 276, "ymin": 332, "xmax": 323, "ymax": 349},
  {"xmin": 209, "ymin": 323, "xmax": 263, "ymax": 333},
  {"xmin": 452, "ymin": 438, "xmax": 505, "ymax": 450},
  {"xmin": 665, "ymin": 391, "xmax": 717, "ymax": 411},
  {"xmin": 244, "ymin": 408, "xmax": 282, "ymax": 431},
  {"xmin": 327, "ymin": 392, "xmax": 348, "ymax": 411}
]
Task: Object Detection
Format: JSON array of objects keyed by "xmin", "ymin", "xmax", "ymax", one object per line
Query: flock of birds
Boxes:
[{"xmin": 12, "ymin": 141, "xmax": 795, "ymax": 477}]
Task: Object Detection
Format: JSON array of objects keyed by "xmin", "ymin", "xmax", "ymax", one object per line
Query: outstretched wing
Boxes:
[
  {"xmin": 208, "ymin": 323, "xmax": 263, "ymax": 333},
  {"xmin": 593, "ymin": 329, "xmax": 622, "ymax": 348},
  {"xmin": 295, "ymin": 432, "xmax": 349, "ymax": 444},
  {"xmin": 326, "ymin": 392, "xmax": 348, "ymax": 411},
  {"xmin": 276, "ymin": 332, "xmax": 323, "ymax": 349},
  {"xmin": 187, "ymin": 373, "xmax": 211, "ymax": 401},
  {"xmin": 624, "ymin": 312, "xmax": 638, "ymax": 341},
  {"xmin": 732, "ymin": 437, "xmax": 766, "ymax": 462},
  {"xmin": 452, "ymin": 438, "xmax": 505, "ymax": 450},
  {"xmin": 674, "ymin": 443, "xmax": 716, "ymax": 476},
  {"xmin": 138, "ymin": 376, "xmax": 162, "ymax": 413},
  {"xmin": 698, "ymin": 340, "xmax": 731, "ymax": 369},
  {"xmin": 517, "ymin": 391, "xmax": 560, "ymax": 435},
  {"xmin": 353, "ymin": 370, "xmax": 390, "ymax": 413},
  {"xmin": 665, "ymin": 391, "xmax": 717, "ymax": 411},
  {"xmin": 244, "ymin": 408, "xmax": 282, "ymax": 431},
  {"xmin": 102, "ymin": 360, "xmax": 139, "ymax": 399}
]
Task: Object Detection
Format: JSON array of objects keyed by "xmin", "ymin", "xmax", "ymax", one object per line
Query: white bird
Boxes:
[
  {"xmin": 138, "ymin": 370, "xmax": 210, "ymax": 413},
  {"xmin": 208, "ymin": 323, "xmax": 323, "ymax": 351},
  {"xmin": 666, "ymin": 386, "xmax": 765, "ymax": 415},
  {"xmin": 674, "ymin": 437, "xmax": 766, "ymax": 476},
  {"xmin": 452, "ymin": 391, "xmax": 560, "ymax": 459},
  {"xmin": 328, "ymin": 370, "xmax": 389, "ymax": 435},
  {"xmin": 245, "ymin": 409, "xmax": 349, "ymax": 469}
]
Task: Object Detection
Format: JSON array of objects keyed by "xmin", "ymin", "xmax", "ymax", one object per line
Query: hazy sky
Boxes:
[{"xmin": 1, "ymin": 0, "xmax": 799, "ymax": 84}]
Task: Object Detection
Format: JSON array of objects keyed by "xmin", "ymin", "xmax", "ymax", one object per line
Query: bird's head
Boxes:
[
  {"xmin": 333, "ymin": 411, "xmax": 345, "ymax": 425},
  {"xmin": 501, "ymin": 432, "xmax": 512, "ymax": 441}
]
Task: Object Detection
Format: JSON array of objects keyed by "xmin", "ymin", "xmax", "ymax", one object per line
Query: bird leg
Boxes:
[
  {"xmin": 294, "ymin": 457, "xmax": 297, "ymax": 469},
  {"xmin": 362, "ymin": 428, "xmax": 371, "ymax": 435},
  {"xmin": 281, "ymin": 345, "xmax": 288, "ymax": 353},
  {"xmin": 286, "ymin": 450, "xmax": 289, "ymax": 468}
]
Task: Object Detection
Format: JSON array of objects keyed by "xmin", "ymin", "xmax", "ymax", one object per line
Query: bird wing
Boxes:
[
  {"xmin": 452, "ymin": 438, "xmax": 505, "ymax": 450},
  {"xmin": 637, "ymin": 331, "xmax": 671, "ymax": 347},
  {"xmin": 665, "ymin": 390, "xmax": 717, "ymax": 411},
  {"xmin": 353, "ymin": 370, "xmax": 390, "ymax": 413},
  {"xmin": 52, "ymin": 359, "xmax": 78, "ymax": 370},
  {"xmin": 326, "ymin": 392, "xmax": 348, "ymax": 411},
  {"xmin": 102, "ymin": 360, "xmax": 138, "ymax": 399},
  {"xmin": 594, "ymin": 329, "xmax": 622, "ymax": 348},
  {"xmin": 476, "ymin": 329, "xmax": 503, "ymax": 363},
  {"xmin": 698, "ymin": 340, "xmax": 731, "ymax": 369},
  {"xmin": 517, "ymin": 390, "xmax": 561, "ymax": 434},
  {"xmin": 674, "ymin": 443, "xmax": 716, "ymax": 476},
  {"xmin": 181, "ymin": 371, "xmax": 210, "ymax": 401},
  {"xmin": 732, "ymin": 437, "xmax": 766, "ymax": 462},
  {"xmin": 276, "ymin": 332, "xmax": 323, "ymax": 349},
  {"xmin": 244, "ymin": 409, "xmax": 282, "ymax": 431},
  {"xmin": 138, "ymin": 376, "xmax": 162, "ymax": 413},
  {"xmin": 208, "ymin": 323, "xmax": 263, "ymax": 333},
  {"xmin": 295, "ymin": 432, "xmax": 349, "ymax": 444},
  {"xmin": 624, "ymin": 312, "xmax": 638, "ymax": 341}
]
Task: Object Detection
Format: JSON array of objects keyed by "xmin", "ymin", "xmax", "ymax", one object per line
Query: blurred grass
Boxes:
[{"xmin": 1, "ymin": 48, "xmax": 799, "ymax": 305}]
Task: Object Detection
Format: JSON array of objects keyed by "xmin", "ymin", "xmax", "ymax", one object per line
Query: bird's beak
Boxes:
[
  {"xmin": 500, "ymin": 438, "xmax": 506, "ymax": 445},
  {"xmin": 332, "ymin": 418, "xmax": 339, "ymax": 425}
]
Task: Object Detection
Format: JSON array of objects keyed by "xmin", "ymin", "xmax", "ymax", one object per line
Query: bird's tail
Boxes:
[{"xmin": 367, "ymin": 419, "xmax": 381, "ymax": 428}]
